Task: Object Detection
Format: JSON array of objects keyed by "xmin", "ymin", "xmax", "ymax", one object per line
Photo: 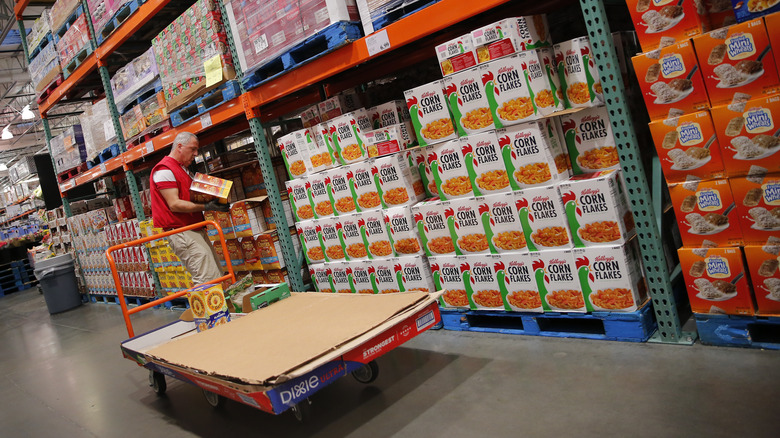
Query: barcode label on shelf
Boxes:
[
  {"xmin": 366, "ymin": 30, "xmax": 391, "ymax": 57},
  {"xmin": 201, "ymin": 113, "xmax": 212, "ymax": 128},
  {"xmin": 146, "ymin": 141, "xmax": 154, "ymax": 154}
]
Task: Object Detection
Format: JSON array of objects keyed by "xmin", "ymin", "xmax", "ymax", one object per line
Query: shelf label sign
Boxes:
[
  {"xmin": 201, "ymin": 113, "xmax": 212, "ymax": 128},
  {"xmin": 205, "ymin": 55, "xmax": 223, "ymax": 88},
  {"xmin": 146, "ymin": 141, "xmax": 154, "ymax": 154},
  {"xmin": 100, "ymin": 163, "xmax": 107, "ymax": 174},
  {"xmin": 366, "ymin": 29, "xmax": 391, "ymax": 57}
]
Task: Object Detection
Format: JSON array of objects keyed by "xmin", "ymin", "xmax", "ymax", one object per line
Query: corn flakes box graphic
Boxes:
[
  {"xmin": 573, "ymin": 237, "xmax": 648, "ymax": 313},
  {"xmin": 297, "ymin": 220, "xmax": 324, "ymax": 265},
  {"xmin": 323, "ymin": 166, "xmax": 357, "ymax": 216},
  {"xmin": 396, "ymin": 255, "xmax": 436, "ymax": 293},
  {"xmin": 411, "ymin": 145, "xmax": 438, "ymax": 198},
  {"xmin": 344, "ymin": 160, "xmax": 379, "ymax": 213},
  {"xmin": 372, "ymin": 152, "xmax": 425, "ymax": 208},
  {"xmin": 330, "ymin": 262, "xmax": 353, "ymax": 294},
  {"xmin": 480, "ymin": 53, "xmax": 538, "ymax": 128},
  {"xmin": 369, "ymin": 100, "xmax": 410, "ymax": 129},
  {"xmin": 313, "ymin": 122, "xmax": 339, "ymax": 165},
  {"xmin": 345, "ymin": 260, "xmax": 374, "ymax": 294},
  {"xmin": 497, "ymin": 121, "xmax": 568, "ymax": 189},
  {"xmin": 307, "ymin": 172, "xmax": 334, "ymax": 219},
  {"xmin": 336, "ymin": 212, "xmax": 369, "ymax": 261},
  {"xmin": 558, "ymin": 170, "xmax": 637, "ymax": 248},
  {"xmin": 729, "ymin": 174, "xmax": 780, "ymax": 245},
  {"xmin": 559, "ymin": 105, "xmax": 621, "ymax": 175},
  {"xmin": 429, "ymin": 255, "xmax": 470, "ymax": 308},
  {"xmin": 530, "ymin": 249, "xmax": 586, "ymax": 312},
  {"xmin": 285, "ymin": 177, "xmax": 314, "ymax": 222},
  {"xmin": 744, "ymin": 244, "xmax": 780, "ymax": 316},
  {"xmin": 384, "ymin": 205, "xmax": 425, "ymax": 256},
  {"xmin": 311, "ymin": 263, "xmax": 333, "ymax": 293},
  {"xmin": 428, "ymin": 139, "xmax": 475, "ymax": 200},
  {"xmin": 554, "ymin": 37, "xmax": 604, "ymax": 109},
  {"xmin": 522, "ymin": 48, "xmax": 565, "ymax": 117},
  {"xmin": 327, "ymin": 113, "xmax": 368, "ymax": 165},
  {"xmin": 364, "ymin": 123, "xmax": 413, "ymax": 157},
  {"xmin": 471, "ymin": 16, "xmax": 551, "ymax": 63},
  {"xmin": 369, "ymin": 258, "xmax": 402, "ymax": 294},
  {"xmin": 497, "ymin": 253, "xmax": 543, "ymax": 312},
  {"xmin": 187, "ymin": 283, "xmax": 231, "ymax": 332},
  {"xmin": 460, "ymin": 254, "xmax": 504, "ymax": 310},
  {"xmin": 462, "ymin": 130, "xmax": 512, "ymax": 196},
  {"xmin": 436, "ymin": 33, "xmax": 479, "ymax": 76},
  {"xmin": 444, "ymin": 67, "xmax": 497, "ymax": 137},
  {"xmin": 678, "ymin": 246, "xmax": 756, "ymax": 315},
  {"xmin": 317, "ymin": 216, "xmax": 344, "ymax": 262},
  {"xmin": 668, "ymin": 178, "xmax": 743, "ymax": 247},
  {"xmin": 404, "ymin": 80, "xmax": 457, "ymax": 147},
  {"xmin": 484, "ymin": 191, "xmax": 528, "ymax": 254},
  {"xmin": 355, "ymin": 209, "xmax": 395, "ymax": 260},
  {"xmin": 411, "ymin": 198, "xmax": 454, "ymax": 257},
  {"xmin": 515, "ymin": 184, "xmax": 573, "ymax": 251},
  {"xmin": 442, "ymin": 196, "xmax": 491, "ymax": 255},
  {"xmin": 277, "ymin": 130, "xmax": 313, "ymax": 179}
]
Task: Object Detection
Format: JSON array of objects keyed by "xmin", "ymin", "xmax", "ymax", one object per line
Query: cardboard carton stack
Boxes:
[
  {"xmin": 55, "ymin": 12, "xmax": 91, "ymax": 70},
  {"xmin": 628, "ymin": 6, "xmax": 780, "ymax": 316},
  {"xmin": 30, "ymin": 42, "xmax": 62, "ymax": 96}
]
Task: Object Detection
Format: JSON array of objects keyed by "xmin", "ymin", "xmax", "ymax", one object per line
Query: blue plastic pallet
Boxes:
[
  {"xmin": 28, "ymin": 32, "xmax": 54, "ymax": 62},
  {"xmin": 169, "ymin": 79, "xmax": 241, "ymax": 127},
  {"xmin": 440, "ymin": 301, "xmax": 656, "ymax": 342},
  {"xmin": 695, "ymin": 313, "xmax": 780, "ymax": 350},
  {"xmin": 242, "ymin": 21, "xmax": 363, "ymax": 91},
  {"xmin": 90, "ymin": 294, "xmax": 121, "ymax": 305},
  {"xmin": 118, "ymin": 78, "xmax": 163, "ymax": 115},
  {"xmin": 86, "ymin": 144, "xmax": 121, "ymax": 169},
  {"xmin": 53, "ymin": 4, "xmax": 85, "ymax": 43},
  {"xmin": 62, "ymin": 44, "xmax": 94, "ymax": 79},
  {"xmin": 96, "ymin": 0, "xmax": 144, "ymax": 46},
  {"xmin": 370, "ymin": 0, "xmax": 441, "ymax": 33}
]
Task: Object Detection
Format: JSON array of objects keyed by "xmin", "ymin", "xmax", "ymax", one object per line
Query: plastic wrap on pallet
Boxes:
[
  {"xmin": 27, "ymin": 10, "xmax": 52, "ymax": 51},
  {"xmin": 30, "ymin": 43, "xmax": 62, "ymax": 92},
  {"xmin": 224, "ymin": 0, "xmax": 359, "ymax": 75},
  {"xmin": 56, "ymin": 13, "xmax": 90, "ymax": 68},
  {"xmin": 150, "ymin": 0, "xmax": 235, "ymax": 110},
  {"xmin": 50, "ymin": 125, "xmax": 87, "ymax": 173},
  {"xmin": 139, "ymin": 91, "xmax": 168, "ymax": 126},
  {"xmin": 50, "ymin": 0, "xmax": 81, "ymax": 33},
  {"xmin": 80, "ymin": 101, "xmax": 114, "ymax": 162},
  {"xmin": 86, "ymin": 0, "xmax": 113, "ymax": 33},
  {"xmin": 120, "ymin": 105, "xmax": 146, "ymax": 140},
  {"xmin": 110, "ymin": 47, "xmax": 159, "ymax": 110}
]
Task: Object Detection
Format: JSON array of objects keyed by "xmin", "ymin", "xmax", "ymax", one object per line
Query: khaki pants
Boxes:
[{"xmin": 167, "ymin": 230, "xmax": 222, "ymax": 285}]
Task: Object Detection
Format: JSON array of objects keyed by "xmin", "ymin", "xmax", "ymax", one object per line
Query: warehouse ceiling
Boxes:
[{"xmin": 0, "ymin": 0, "xmax": 88, "ymax": 184}]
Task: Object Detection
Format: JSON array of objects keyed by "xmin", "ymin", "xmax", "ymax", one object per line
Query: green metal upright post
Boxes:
[
  {"xmin": 579, "ymin": 0, "xmax": 695, "ymax": 344},
  {"xmin": 218, "ymin": 0, "xmax": 305, "ymax": 291},
  {"xmin": 17, "ymin": 20, "xmax": 30, "ymax": 61}
]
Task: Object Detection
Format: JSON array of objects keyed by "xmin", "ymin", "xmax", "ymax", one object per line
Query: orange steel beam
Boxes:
[
  {"xmin": 244, "ymin": 0, "xmax": 512, "ymax": 110},
  {"xmin": 14, "ymin": 0, "xmax": 31, "ymax": 19},
  {"xmin": 106, "ymin": 220, "xmax": 236, "ymax": 338},
  {"xmin": 96, "ymin": 0, "xmax": 171, "ymax": 60}
]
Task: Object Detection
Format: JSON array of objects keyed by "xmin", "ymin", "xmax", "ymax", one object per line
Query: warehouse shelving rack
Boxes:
[{"xmin": 13, "ymin": 0, "xmax": 693, "ymax": 343}]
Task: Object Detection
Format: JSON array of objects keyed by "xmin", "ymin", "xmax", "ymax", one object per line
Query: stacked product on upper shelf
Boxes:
[
  {"xmin": 26, "ymin": 10, "xmax": 52, "ymax": 59},
  {"xmin": 53, "ymin": 2, "xmax": 93, "ymax": 78},
  {"xmin": 30, "ymin": 36, "xmax": 62, "ymax": 101},
  {"xmin": 80, "ymin": 99, "xmax": 119, "ymax": 166},
  {"xmin": 50, "ymin": 125, "xmax": 88, "ymax": 176},
  {"xmin": 629, "ymin": 4, "xmax": 780, "ymax": 317}
]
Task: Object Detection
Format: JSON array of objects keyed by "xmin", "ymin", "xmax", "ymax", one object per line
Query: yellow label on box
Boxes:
[{"xmin": 205, "ymin": 55, "xmax": 223, "ymax": 87}]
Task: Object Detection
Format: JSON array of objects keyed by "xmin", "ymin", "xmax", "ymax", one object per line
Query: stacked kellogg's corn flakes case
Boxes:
[
  {"xmin": 629, "ymin": 3, "xmax": 780, "ymax": 316},
  {"xmin": 403, "ymin": 15, "xmax": 647, "ymax": 314}
]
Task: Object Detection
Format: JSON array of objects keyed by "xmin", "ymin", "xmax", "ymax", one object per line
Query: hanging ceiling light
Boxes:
[
  {"xmin": 1, "ymin": 126, "xmax": 12, "ymax": 140},
  {"xmin": 21, "ymin": 104, "xmax": 35, "ymax": 120}
]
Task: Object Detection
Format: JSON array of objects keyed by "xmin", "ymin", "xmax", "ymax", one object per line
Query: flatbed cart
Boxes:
[{"xmin": 107, "ymin": 221, "xmax": 442, "ymax": 422}]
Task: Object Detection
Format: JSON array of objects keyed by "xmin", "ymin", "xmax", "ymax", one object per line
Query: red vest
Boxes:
[{"xmin": 150, "ymin": 156, "xmax": 203, "ymax": 229}]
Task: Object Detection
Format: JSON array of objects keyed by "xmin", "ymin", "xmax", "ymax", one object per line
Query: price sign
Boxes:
[
  {"xmin": 366, "ymin": 29, "xmax": 391, "ymax": 57},
  {"xmin": 201, "ymin": 113, "xmax": 212, "ymax": 128},
  {"xmin": 100, "ymin": 163, "xmax": 107, "ymax": 174},
  {"xmin": 146, "ymin": 141, "xmax": 154, "ymax": 154}
]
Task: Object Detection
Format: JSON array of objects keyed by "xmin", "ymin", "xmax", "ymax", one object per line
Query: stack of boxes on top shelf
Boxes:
[
  {"xmin": 629, "ymin": 2, "xmax": 780, "ymax": 316},
  {"xmin": 50, "ymin": 125, "xmax": 88, "ymax": 176},
  {"xmin": 51, "ymin": 0, "xmax": 92, "ymax": 77},
  {"xmin": 28, "ymin": 10, "xmax": 63, "ymax": 99},
  {"xmin": 286, "ymin": 15, "xmax": 649, "ymax": 313},
  {"xmin": 80, "ymin": 98, "xmax": 118, "ymax": 166}
]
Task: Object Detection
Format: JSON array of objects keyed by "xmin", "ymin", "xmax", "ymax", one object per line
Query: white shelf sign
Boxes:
[
  {"xmin": 366, "ymin": 30, "xmax": 391, "ymax": 57},
  {"xmin": 201, "ymin": 113, "xmax": 212, "ymax": 128},
  {"xmin": 146, "ymin": 141, "xmax": 154, "ymax": 154}
]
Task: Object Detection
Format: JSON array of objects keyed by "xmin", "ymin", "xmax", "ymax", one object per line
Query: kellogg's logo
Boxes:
[
  {"xmin": 726, "ymin": 33, "xmax": 756, "ymax": 60},
  {"xmin": 677, "ymin": 123, "xmax": 703, "ymax": 146},
  {"xmin": 762, "ymin": 182, "xmax": 780, "ymax": 205},
  {"xmin": 705, "ymin": 255, "xmax": 730, "ymax": 278},
  {"xmin": 696, "ymin": 189, "xmax": 722, "ymax": 211},
  {"xmin": 652, "ymin": 0, "xmax": 675, "ymax": 5},
  {"xmin": 661, "ymin": 54, "xmax": 685, "ymax": 79},
  {"xmin": 744, "ymin": 108, "xmax": 773, "ymax": 134}
]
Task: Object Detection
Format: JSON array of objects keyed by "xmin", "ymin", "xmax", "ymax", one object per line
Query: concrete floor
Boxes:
[{"xmin": 0, "ymin": 287, "xmax": 777, "ymax": 438}]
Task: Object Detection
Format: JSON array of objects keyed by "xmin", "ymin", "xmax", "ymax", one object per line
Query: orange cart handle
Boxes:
[{"xmin": 106, "ymin": 220, "xmax": 235, "ymax": 338}]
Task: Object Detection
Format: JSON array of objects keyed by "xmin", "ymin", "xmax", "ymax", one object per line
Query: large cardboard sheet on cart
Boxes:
[{"xmin": 146, "ymin": 292, "xmax": 429, "ymax": 385}]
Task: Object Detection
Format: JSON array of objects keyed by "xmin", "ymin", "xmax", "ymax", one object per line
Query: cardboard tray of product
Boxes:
[{"xmin": 121, "ymin": 291, "xmax": 440, "ymax": 414}]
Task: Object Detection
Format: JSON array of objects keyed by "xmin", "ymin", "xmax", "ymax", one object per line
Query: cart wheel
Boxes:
[
  {"xmin": 202, "ymin": 389, "xmax": 224, "ymax": 408},
  {"xmin": 291, "ymin": 398, "xmax": 311, "ymax": 423},
  {"xmin": 149, "ymin": 371, "xmax": 166, "ymax": 395},
  {"xmin": 351, "ymin": 361, "xmax": 379, "ymax": 384}
]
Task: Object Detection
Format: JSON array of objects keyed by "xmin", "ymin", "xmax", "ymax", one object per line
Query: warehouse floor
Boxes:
[{"xmin": 0, "ymin": 287, "xmax": 777, "ymax": 438}]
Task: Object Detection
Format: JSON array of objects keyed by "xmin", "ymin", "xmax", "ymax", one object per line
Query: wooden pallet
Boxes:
[
  {"xmin": 36, "ymin": 74, "xmax": 64, "ymax": 104},
  {"xmin": 56, "ymin": 162, "xmax": 88, "ymax": 183},
  {"xmin": 440, "ymin": 300, "xmax": 656, "ymax": 342},
  {"xmin": 695, "ymin": 313, "xmax": 780, "ymax": 350},
  {"xmin": 62, "ymin": 44, "xmax": 94, "ymax": 79}
]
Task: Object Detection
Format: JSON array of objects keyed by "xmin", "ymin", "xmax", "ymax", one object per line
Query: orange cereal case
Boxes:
[
  {"xmin": 765, "ymin": 12, "xmax": 780, "ymax": 65},
  {"xmin": 626, "ymin": 0, "xmax": 709, "ymax": 52},
  {"xmin": 230, "ymin": 201, "xmax": 252, "ymax": 238},
  {"xmin": 678, "ymin": 246, "xmax": 756, "ymax": 315},
  {"xmin": 631, "ymin": 40, "xmax": 710, "ymax": 121},
  {"xmin": 668, "ymin": 178, "xmax": 743, "ymax": 247},
  {"xmin": 744, "ymin": 244, "xmax": 780, "ymax": 315},
  {"xmin": 648, "ymin": 110, "xmax": 726, "ymax": 183},
  {"xmin": 225, "ymin": 238, "xmax": 246, "ymax": 271},
  {"xmin": 728, "ymin": 173, "xmax": 780, "ymax": 244},
  {"xmin": 692, "ymin": 19, "xmax": 780, "ymax": 107},
  {"xmin": 710, "ymin": 95, "xmax": 780, "ymax": 177}
]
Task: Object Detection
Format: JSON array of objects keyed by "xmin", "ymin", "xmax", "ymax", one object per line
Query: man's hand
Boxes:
[{"xmin": 204, "ymin": 200, "xmax": 230, "ymax": 212}]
